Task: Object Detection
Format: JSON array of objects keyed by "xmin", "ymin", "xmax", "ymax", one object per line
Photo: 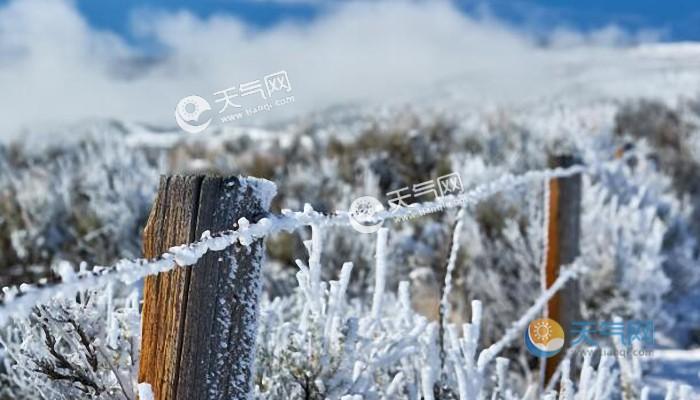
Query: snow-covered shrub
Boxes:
[
  {"xmin": 579, "ymin": 147, "xmax": 700, "ymax": 328},
  {"xmin": 255, "ymin": 227, "xmax": 486, "ymax": 399},
  {"xmin": 614, "ymin": 99, "xmax": 699, "ymax": 194},
  {"xmin": 0, "ymin": 135, "xmax": 161, "ymax": 287},
  {"xmin": 456, "ymin": 189, "xmax": 544, "ymax": 347},
  {"xmin": 0, "ymin": 92, "xmax": 698, "ymax": 399},
  {"xmin": 254, "ymin": 225, "xmax": 641, "ymax": 399},
  {"xmin": 0, "ymin": 185, "xmax": 694, "ymax": 399},
  {"xmin": 0, "ymin": 276, "xmax": 140, "ymax": 400},
  {"xmin": 401, "ymin": 156, "xmax": 547, "ymax": 349}
]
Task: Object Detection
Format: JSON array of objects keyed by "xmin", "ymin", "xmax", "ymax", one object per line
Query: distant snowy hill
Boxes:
[{"xmin": 6, "ymin": 43, "xmax": 700, "ymax": 150}]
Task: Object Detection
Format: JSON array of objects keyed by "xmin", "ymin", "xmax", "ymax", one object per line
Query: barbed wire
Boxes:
[{"xmin": 0, "ymin": 158, "xmax": 623, "ymax": 326}]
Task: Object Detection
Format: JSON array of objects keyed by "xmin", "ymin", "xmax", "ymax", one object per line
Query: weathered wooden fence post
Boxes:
[
  {"xmin": 138, "ymin": 175, "xmax": 275, "ymax": 400},
  {"xmin": 543, "ymin": 155, "xmax": 582, "ymax": 384}
]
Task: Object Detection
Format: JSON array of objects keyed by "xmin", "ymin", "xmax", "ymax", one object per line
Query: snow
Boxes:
[
  {"xmin": 54, "ymin": 261, "xmax": 77, "ymax": 283},
  {"xmin": 371, "ymin": 228, "xmax": 388, "ymax": 319},
  {"xmin": 440, "ymin": 208, "xmax": 466, "ymax": 334},
  {"xmin": 0, "ymin": 162, "xmax": 592, "ymax": 326},
  {"xmin": 1, "ymin": 138, "xmax": 699, "ymax": 399},
  {"xmin": 137, "ymin": 383, "xmax": 154, "ymax": 400},
  {"xmin": 240, "ymin": 177, "xmax": 278, "ymax": 211}
]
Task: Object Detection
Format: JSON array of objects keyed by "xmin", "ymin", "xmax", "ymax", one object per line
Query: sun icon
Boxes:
[
  {"xmin": 525, "ymin": 318, "xmax": 565, "ymax": 358},
  {"xmin": 533, "ymin": 320, "xmax": 552, "ymax": 341}
]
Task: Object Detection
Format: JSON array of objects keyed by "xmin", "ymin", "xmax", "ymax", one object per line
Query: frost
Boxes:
[
  {"xmin": 54, "ymin": 261, "xmax": 77, "ymax": 283},
  {"xmin": 0, "ymin": 125, "xmax": 698, "ymax": 399},
  {"xmin": 0, "ymin": 163, "xmax": 591, "ymax": 326},
  {"xmin": 370, "ymin": 228, "xmax": 388, "ymax": 320},
  {"xmin": 137, "ymin": 383, "xmax": 154, "ymax": 400},
  {"xmin": 238, "ymin": 177, "xmax": 278, "ymax": 211}
]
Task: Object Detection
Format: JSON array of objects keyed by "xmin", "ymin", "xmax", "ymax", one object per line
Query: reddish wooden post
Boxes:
[
  {"xmin": 138, "ymin": 175, "xmax": 274, "ymax": 400},
  {"xmin": 543, "ymin": 155, "xmax": 582, "ymax": 384}
]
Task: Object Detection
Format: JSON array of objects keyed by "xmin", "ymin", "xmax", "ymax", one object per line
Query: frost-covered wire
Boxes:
[
  {"xmin": 440, "ymin": 209, "xmax": 466, "ymax": 320},
  {"xmin": 0, "ymin": 162, "xmax": 596, "ymax": 326},
  {"xmin": 377, "ymin": 163, "xmax": 587, "ymax": 222},
  {"xmin": 438, "ymin": 207, "xmax": 465, "ymax": 374}
]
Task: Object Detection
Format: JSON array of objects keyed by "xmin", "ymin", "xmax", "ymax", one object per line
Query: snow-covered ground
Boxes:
[{"xmin": 1, "ymin": 41, "xmax": 700, "ymax": 398}]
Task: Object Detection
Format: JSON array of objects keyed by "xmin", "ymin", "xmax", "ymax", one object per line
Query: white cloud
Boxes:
[{"xmin": 0, "ymin": 0, "xmax": 694, "ymax": 141}]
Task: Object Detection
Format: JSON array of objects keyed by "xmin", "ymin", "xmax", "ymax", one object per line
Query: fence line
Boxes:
[{"xmin": 0, "ymin": 158, "xmax": 620, "ymax": 326}]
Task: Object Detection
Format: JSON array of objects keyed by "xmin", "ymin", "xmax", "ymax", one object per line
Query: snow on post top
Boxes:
[{"xmin": 230, "ymin": 176, "xmax": 277, "ymax": 210}]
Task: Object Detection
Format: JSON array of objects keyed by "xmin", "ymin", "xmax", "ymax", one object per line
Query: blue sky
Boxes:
[{"xmin": 67, "ymin": 0, "xmax": 700, "ymax": 43}]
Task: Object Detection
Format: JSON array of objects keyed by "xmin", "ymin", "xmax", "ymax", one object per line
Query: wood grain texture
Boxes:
[
  {"xmin": 177, "ymin": 177, "xmax": 270, "ymax": 400},
  {"xmin": 139, "ymin": 176, "xmax": 202, "ymax": 400},
  {"xmin": 138, "ymin": 176, "xmax": 271, "ymax": 400}
]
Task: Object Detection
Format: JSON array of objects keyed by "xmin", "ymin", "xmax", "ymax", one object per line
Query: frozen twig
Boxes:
[{"xmin": 371, "ymin": 228, "xmax": 389, "ymax": 320}]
